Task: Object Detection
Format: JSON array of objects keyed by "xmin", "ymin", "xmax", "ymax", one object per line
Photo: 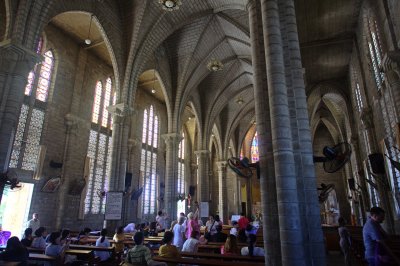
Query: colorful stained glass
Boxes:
[
  {"xmin": 251, "ymin": 132, "xmax": 259, "ymax": 163},
  {"xmin": 36, "ymin": 51, "xmax": 54, "ymax": 102}
]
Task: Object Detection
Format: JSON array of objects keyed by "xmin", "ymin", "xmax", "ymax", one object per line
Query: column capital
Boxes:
[
  {"xmin": 194, "ymin": 150, "xmax": 209, "ymax": 156},
  {"xmin": 107, "ymin": 103, "xmax": 135, "ymax": 118},
  {"xmin": 161, "ymin": 133, "xmax": 182, "ymax": 144},
  {"xmin": 216, "ymin": 161, "xmax": 227, "ymax": 170},
  {"xmin": 0, "ymin": 39, "xmax": 41, "ymax": 75},
  {"xmin": 245, "ymin": 0, "xmax": 256, "ymax": 10},
  {"xmin": 128, "ymin": 138, "xmax": 141, "ymax": 148}
]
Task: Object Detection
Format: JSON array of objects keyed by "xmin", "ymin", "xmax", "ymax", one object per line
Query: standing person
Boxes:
[
  {"xmin": 363, "ymin": 207, "xmax": 399, "ymax": 266},
  {"xmin": 156, "ymin": 211, "xmax": 166, "ymax": 231},
  {"xmin": 26, "ymin": 213, "xmax": 40, "ymax": 233},
  {"xmin": 95, "ymin": 228, "xmax": 111, "ymax": 262},
  {"xmin": 31, "ymin": 227, "xmax": 47, "ymax": 249},
  {"xmin": 238, "ymin": 213, "xmax": 249, "ymax": 230},
  {"xmin": 172, "ymin": 217, "xmax": 185, "ymax": 250},
  {"xmin": 338, "ymin": 217, "xmax": 351, "ymax": 266},
  {"xmin": 124, "ymin": 222, "xmax": 136, "ymax": 233}
]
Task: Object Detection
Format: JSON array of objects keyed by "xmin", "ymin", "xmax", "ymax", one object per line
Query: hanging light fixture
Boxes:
[
  {"xmin": 151, "ymin": 69, "xmax": 156, "ymax": 94},
  {"xmin": 85, "ymin": 15, "xmax": 93, "ymax": 45},
  {"xmin": 159, "ymin": 0, "xmax": 182, "ymax": 11},
  {"xmin": 236, "ymin": 97, "xmax": 244, "ymax": 105},
  {"xmin": 207, "ymin": 58, "xmax": 224, "ymax": 72}
]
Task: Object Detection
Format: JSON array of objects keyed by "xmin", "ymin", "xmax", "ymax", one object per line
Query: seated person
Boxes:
[
  {"xmin": 31, "ymin": 227, "xmax": 47, "ymax": 249},
  {"xmin": 77, "ymin": 227, "xmax": 91, "ymax": 245},
  {"xmin": 245, "ymin": 224, "xmax": 258, "ymax": 237},
  {"xmin": 125, "ymin": 232, "xmax": 154, "ymax": 265},
  {"xmin": 45, "ymin": 231, "xmax": 67, "ymax": 264},
  {"xmin": 159, "ymin": 231, "xmax": 179, "ymax": 266},
  {"xmin": 21, "ymin": 228, "xmax": 33, "ymax": 247},
  {"xmin": 149, "ymin": 221, "xmax": 158, "ymax": 236},
  {"xmin": 182, "ymin": 231, "xmax": 200, "ymax": 253},
  {"xmin": 241, "ymin": 234, "xmax": 265, "ymax": 256},
  {"xmin": 60, "ymin": 229, "xmax": 70, "ymax": 246},
  {"xmin": 113, "ymin": 226, "xmax": 125, "ymax": 253},
  {"xmin": 124, "ymin": 222, "xmax": 136, "ymax": 233},
  {"xmin": 211, "ymin": 225, "xmax": 227, "ymax": 243},
  {"xmin": 221, "ymin": 235, "xmax": 240, "ymax": 255},
  {"xmin": 95, "ymin": 229, "xmax": 111, "ymax": 261},
  {"xmin": 229, "ymin": 221, "xmax": 239, "ymax": 237},
  {"xmin": 0, "ymin": 236, "xmax": 29, "ymax": 265}
]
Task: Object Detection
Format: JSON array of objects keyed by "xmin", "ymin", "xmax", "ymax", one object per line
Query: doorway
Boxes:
[{"xmin": 0, "ymin": 182, "xmax": 34, "ymax": 238}]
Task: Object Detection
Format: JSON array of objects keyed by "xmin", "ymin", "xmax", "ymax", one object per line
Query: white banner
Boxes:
[{"xmin": 105, "ymin": 191, "xmax": 123, "ymax": 220}]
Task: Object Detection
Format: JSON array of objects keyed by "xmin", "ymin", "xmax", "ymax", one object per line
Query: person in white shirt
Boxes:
[
  {"xmin": 230, "ymin": 221, "xmax": 239, "ymax": 236},
  {"xmin": 182, "ymin": 230, "xmax": 200, "ymax": 253},
  {"xmin": 95, "ymin": 229, "xmax": 111, "ymax": 261},
  {"xmin": 123, "ymin": 222, "xmax": 136, "ymax": 233},
  {"xmin": 172, "ymin": 217, "xmax": 185, "ymax": 250},
  {"xmin": 26, "ymin": 213, "xmax": 40, "ymax": 233},
  {"xmin": 241, "ymin": 234, "xmax": 265, "ymax": 256}
]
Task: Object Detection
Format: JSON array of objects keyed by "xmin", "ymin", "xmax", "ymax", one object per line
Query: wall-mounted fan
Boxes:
[
  {"xmin": 313, "ymin": 142, "xmax": 352, "ymax": 173},
  {"xmin": 227, "ymin": 157, "xmax": 260, "ymax": 179},
  {"xmin": 0, "ymin": 170, "xmax": 22, "ymax": 204}
]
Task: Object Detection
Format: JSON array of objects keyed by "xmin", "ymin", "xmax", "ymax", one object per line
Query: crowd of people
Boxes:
[{"xmin": 0, "ymin": 209, "xmax": 264, "ymax": 265}]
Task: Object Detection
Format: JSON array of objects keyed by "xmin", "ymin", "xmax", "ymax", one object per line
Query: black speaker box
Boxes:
[{"xmin": 368, "ymin": 153, "xmax": 385, "ymax": 175}]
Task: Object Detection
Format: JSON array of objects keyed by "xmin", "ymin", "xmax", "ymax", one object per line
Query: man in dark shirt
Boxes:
[{"xmin": 212, "ymin": 225, "xmax": 227, "ymax": 242}]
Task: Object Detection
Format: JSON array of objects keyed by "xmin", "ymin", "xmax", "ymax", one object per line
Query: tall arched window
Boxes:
[
  {"xmin": 177, "ymin": 132, "xmax": 185, "ymax": 216},
  {"xmin": 355, "ymin": 83, "xmax": 364, "ymax": 113},
  {"xmin": 367, "ymin": 19, "xmax": 385, "ymax": 90},
  {"xmin": 141, "ymin": 105, "xmax": 159, "ymax": 216},
  {"xmin": 9, "ymin": 46, "xmax": 55, "ymax": 173},
  {"xmin": 85, "ymin": 78, "xmax": 114, "ymax": 215},
  {"xmin": 251, "ymin": 132, "xmax": 259, "ymax": 163}
]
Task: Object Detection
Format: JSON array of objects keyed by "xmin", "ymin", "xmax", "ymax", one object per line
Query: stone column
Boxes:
[
  {"xmin": 162, "ymin": 133, "xmax": 182, "ymax": 219},
  {"xmin": 247, "ymin": 0, "xmax": 281, "ymax": 264},
  {"xmin": 382, "ymin": 51, "xmax": 400, "ymax": 120},
  {"xmin": 279, "ymin": 0, "xmax": 326, "ymax": 264},
  {"xmin": 260, "ymin": 1, "xmax": 305, "ymax": 265},
  {"xmin": 195, "ymin": 150, "xmax": 210, "ymax": 205},
  {"xmin": 0, "ymin": 40, "xmax": 40, "ymax": 172},
  {"xmin": 106, "ymin": 103, "xmax": 133, "ymax": 228},
  {"xmin": 216, "ymin": 161, "xmax": 228, "ymax": 223}
]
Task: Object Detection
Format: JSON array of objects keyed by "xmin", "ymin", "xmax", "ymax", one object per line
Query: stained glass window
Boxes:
[
  {"xmin": 251, "ymin": 132, "xmax": 259, "ymax": 163},
  {"xmin": 85, "ymin": 78, "xmax": 114, "ymax": 215},
  {"xmin": 367, "ymin": 19, "xmax": 385, "ymax": 90},
  {"xmin": 355, "ymin": 83, "xmax": 363, "ymax": 112},
  {"xmin": 141, "ymin": 105, "xmax": 159, "ymax": 216},
  {"xmin": 9, "ymin": 47, "xmax": 55, "ymax": 173}
]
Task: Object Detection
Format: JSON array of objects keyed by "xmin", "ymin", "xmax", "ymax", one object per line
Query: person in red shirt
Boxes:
[{"xmin": 238, "ymin": 213, "xmax": 249, "ymax": 230}]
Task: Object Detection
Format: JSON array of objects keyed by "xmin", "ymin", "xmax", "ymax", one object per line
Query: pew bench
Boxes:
[
  {"xmin": 180, "ymin": 251, "xmax": 265, "ymax": 262},
  {"xmin": 153, "ymin": 256, "xmax": 265, "ymax": 266}
]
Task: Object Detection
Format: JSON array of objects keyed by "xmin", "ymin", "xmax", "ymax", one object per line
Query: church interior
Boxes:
[{"xmin": 1, "ymin": 0, "xmax": 400, "ymax": 265}]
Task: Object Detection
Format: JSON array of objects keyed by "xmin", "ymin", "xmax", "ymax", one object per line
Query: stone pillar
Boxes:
[
  {"xmin": 107, "ymin": 103, "xmax": 133, "ymax": 228},
  {"xmin": 260, "ymin": 1, "xmax": 305, "ymax": 265},
  {"xmin": 279, "ymin": 0, "xmax": 326, "ymax": 264},
  {"xmin": 162, "ymin": 133, "xmax": 182, "ymax": 219},
  {"xmin": 382, "ymin": 51, "xmax": 400, "ymax": 120},
  {"xmin": 247, "ymin": 0, "xmax": 281, "ymax": 264},
  {"xmin": 0, "ymin": 40, "xmax": 40, "ymax": 172},
  {"xmin": 216, "ymin": 161, "xmax": 228, "ymax": 223},
  {"xmin": 195, "ymin": 150, "xmax": 210, "ymax": 204}
]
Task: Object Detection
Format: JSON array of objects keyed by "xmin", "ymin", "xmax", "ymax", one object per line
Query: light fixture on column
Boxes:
[
  {"xmin": 85, "ymin": 15, "xmax": 93, "ymax": 45},
  {"xmin": 159, "ymin": 0, "xmax": 182, "ymax": 11},
  {"xmin": 236, "ymin": 97, "xmax": 244, "ymax": 105},
  {"xmin": 207, "ymin": 58, "xmax": 224, "ymax": 72}
]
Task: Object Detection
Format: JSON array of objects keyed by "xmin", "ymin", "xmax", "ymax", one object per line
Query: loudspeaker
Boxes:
[
  {"xmin": 368, "ymin": 153, "xmax": 385, "ymax": 175},
  {"xmin": 50, "ymin": 160, "xmax": 63, "ymax": 168},
  {"xmin": 189, "ymin": 185, "xmax": 196, "ymax": 196},
  {"xmin": 125, "ymin": 173, "xmax": 132, "ymax": 191},
  {"xmin": 348, "ymin": 178, "xmax": 356, "ymax": 191}
]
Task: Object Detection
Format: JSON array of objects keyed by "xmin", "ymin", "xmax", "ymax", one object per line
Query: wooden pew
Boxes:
[
  {"xmin": 28, "ymin": 253, "xmax": 56, "ymax": 262},
  {"xmin": 69, "ymin": 244, "xmax": 115, "ymax": 253},
  {"xmin": 180, "ymin": 251, "xmax": 265, "ymax": 262},
  {"xmin": 153, "ymin": 256, "xmax": 265, "ymax": 266}
]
